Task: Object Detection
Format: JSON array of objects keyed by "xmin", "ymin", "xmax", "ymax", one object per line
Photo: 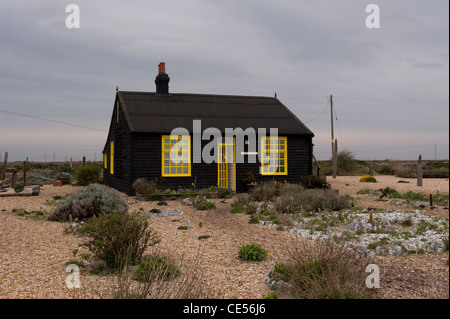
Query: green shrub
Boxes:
[
  {"xmin": 76, "ymin": 164, "xmax": 100, "ymax": 186},
  {"xmin": 194, "ymin": 199, "xmax": 216, "ymax": 210},
  {"xmin": 133, "ymin": 255, "xmax": 180, "ymax": 282},
  {"xmin": 264, "ymin": 292, "xmax": 278, "ymax": 299},
  {"xmin": 359, "ymin": 175, "xmax": 377, "ymax": 183},
  {"xmin": 206, "ymin": 186, "xmax": 232, "ymax": 198},
  {"xmin": 79, "ymin": 212, "xmax": 160, "ymax": 269},
  {"xmin": 238, "ymin": 243, "xmax": 268, "ymax": 261},
  {"xmin": 273, "ymin": 263, "xmax": 292, "ymax": 282},
  {"xmin": 48, "ymin": 183, "xmax": 127, "ymax": 221},
  {"xmin": 230, "ymin": 206, "xmax": 244, "ymax": 214},
  {"xmin": 248, "ymin": 216, "xmax": 260, "ymax": 224}
]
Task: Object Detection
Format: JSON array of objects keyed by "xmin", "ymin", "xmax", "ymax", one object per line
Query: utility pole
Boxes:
[{"xmin": 330, "ymin": 95, "xmax": 336, "ymax": 178}]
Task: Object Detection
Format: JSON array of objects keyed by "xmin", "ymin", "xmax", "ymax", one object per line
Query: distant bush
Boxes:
[
  {"xmin": 79, "ymin": 212, "xmax": 160, "ymax": 269},
  {"xmin": 300, "ymin": 175, "xmax": 330, "ymax": 189},
  {"xmin": 238, "ymin": 243, "xmax": 268, "ymax": 261},
  {"xmin": 375, "ymin": 164, "xmax": 395, "ymax": 175},
  {"xmin": 48, "ymin": 183, "xmax": 127, "ymax": 221},
  {"xmin": 337, "ymin": 150, "xmax": 358, "ymax": 173},
  {"xmin": 359, "ymin": 175, "xmax": 377, "ymax": 183},
  {"xmin": 76, "ymin": 164, "xmax": 100, "ymax": 186}
]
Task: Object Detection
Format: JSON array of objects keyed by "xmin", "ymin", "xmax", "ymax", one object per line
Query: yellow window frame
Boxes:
[
  {"xmin": 104, "ymin": 153, "xmax": 107, "ymax": 169},
  {"xmin": 260, "ymin": 136, "xmax": 287, "ymax": 175},
  {"xmin": 110, "ymin": 141, "xmax": 114, "ymax": 175},
  {"xmin": 161, "ymin": 135, "xmax": 191, "ymax": 177}
]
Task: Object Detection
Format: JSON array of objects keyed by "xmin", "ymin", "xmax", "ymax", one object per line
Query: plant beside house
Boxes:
[{"xmin": 243, "ymin": 171, "xmax": 257, "ymax": 192}]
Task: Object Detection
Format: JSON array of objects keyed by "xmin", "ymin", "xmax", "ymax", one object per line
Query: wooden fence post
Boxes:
[
  {"xmin": 11, "ymin": 170, "xmax": 17, "ymax": 189},
  {"xmin": 23, "ymin": 161, "xmax": 27, "ymax": 187},
  {"xmin": 1, "ymin": 152, "xmax": 8, "ymax": 185},
  {"xmin": 417, "ymin": 155, "xmax": 422, "ymax": 187},
  {"xmin": 369, "ymin": 162, "xmax": 374, "ymax": 176}
]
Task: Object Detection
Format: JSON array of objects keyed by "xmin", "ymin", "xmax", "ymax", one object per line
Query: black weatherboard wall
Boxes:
[{"xmin": 102, "ymin": 63, "xmax": 314, "ymax": 195}]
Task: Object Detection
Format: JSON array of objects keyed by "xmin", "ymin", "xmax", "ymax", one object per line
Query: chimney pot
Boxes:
[{"xmin": 158, "ymin": 62, "xmax": 166, "ymax": 74}]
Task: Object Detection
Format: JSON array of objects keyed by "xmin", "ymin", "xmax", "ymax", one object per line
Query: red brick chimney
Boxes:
[{"xmin": 155, "ymin": 62, "xmax": 170, "ymax": 96}]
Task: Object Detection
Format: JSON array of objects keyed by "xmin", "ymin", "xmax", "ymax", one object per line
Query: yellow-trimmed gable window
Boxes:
[
  {"xmin": 110, "ymin": 141, "xmax": 114, "ymax": 175},
  {"xmin": 161, "ymin": 135, "xmax": 191, "ymax": 177},
  {"xmin": 261, "ymin": 136, "xmax": 287, "ymax": 175}
]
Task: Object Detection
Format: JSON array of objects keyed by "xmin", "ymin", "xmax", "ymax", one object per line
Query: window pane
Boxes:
[
  {"xmin": 164, "ymin": 168, "xmax": 170, "ymax": 174},
  {"xmin": 171, "ymin": 168, "xmax": 176, "ymax": 174},
  {"xmin": 177, "ymin": 168, "xmax": 182, "ymax": 174},
  {"xmin": 164, "ymin": 160, "xmax": 170, "ymax": 166},
  {"xmin": 164, "ymin": 153, "xmax": 170, "ymax": 159}
]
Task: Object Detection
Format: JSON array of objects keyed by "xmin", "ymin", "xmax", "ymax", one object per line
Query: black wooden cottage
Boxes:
[{"xmin": 102, "ymin": 63, "xmax": 314, "ymax": 195}]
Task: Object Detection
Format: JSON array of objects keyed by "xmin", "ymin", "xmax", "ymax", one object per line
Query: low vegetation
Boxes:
[
  {"xmin": 359, "ymin": 175, "xmax": 377, "ymax": 183},
  {"xmin": 238, "ymin": 243, "xmax": 268, "ymax": 261},
  {"xmin": 132, "ymin": 177, "xmax": 232, "ymax": 198},
  {"xmin": 271, "ymin": 240, "xmax": 374, "ymax": 299},
  {"xmin": 75, "ymin": 164, "xmax": 101, "ymax": 186},
  {"xmin": 78, "ymin": 212, "xmax": 160, "ymax": 269},
  {"xmin": 47, "ymin": 183, "xmax": 128, "ymax": 221}
]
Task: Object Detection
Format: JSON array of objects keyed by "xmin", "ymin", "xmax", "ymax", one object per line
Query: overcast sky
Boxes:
[{"xmin": 0, "ymin": 0, "xmax": 448, "ymax": 162}]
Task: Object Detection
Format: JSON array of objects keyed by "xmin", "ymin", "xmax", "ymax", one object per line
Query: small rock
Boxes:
[
  {"xmin": 220, "ymin": 200, "xmax": 227, "ymax": 204},
  {"xmin": 149, "ymin": 208, "xmax": 161, "ymax": 214},
  {"xmin": 157, "ymin": 200, "xmax": 168, "ymax": 206},
  {"xmin": 394, "ymin": 246, "xmax": 403, "ymax": 256}
]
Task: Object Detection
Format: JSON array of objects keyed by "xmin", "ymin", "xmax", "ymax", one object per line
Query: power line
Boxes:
[
  {"xmin": 303, "ymin": 102, "xmax": 328, "ymax": 123},
  {"xmin": 0, "ymin": 109, "xmax": 107, "ymax": 132},
  {"xmin": 338, "ymin": 96, "xmax": 448, "ymax": 105}
]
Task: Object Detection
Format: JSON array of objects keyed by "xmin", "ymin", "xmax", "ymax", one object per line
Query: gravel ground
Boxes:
[{"xmin": 0, "ymin": 177, "xmax": 448, "ymax": 299}]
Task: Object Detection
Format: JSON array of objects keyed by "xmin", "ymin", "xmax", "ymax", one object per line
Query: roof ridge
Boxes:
[{"xmin": 119, "ymin": 91, "xmax": 275, "ymax": 99}]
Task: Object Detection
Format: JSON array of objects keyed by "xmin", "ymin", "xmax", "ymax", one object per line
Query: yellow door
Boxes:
[{"xmin": 218, "ymin": 139, "xmax": 235, "ymax": 191}]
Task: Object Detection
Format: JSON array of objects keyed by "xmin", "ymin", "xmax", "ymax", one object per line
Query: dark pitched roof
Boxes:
[{"xmin": 117, "ymin": 91, "xmax": 314, "ymax": 136}]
